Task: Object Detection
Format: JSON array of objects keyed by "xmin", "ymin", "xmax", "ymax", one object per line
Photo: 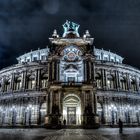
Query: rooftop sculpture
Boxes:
[{"xmin": 62, "ymin": 20, "xmax": 80, "ymax": 37}]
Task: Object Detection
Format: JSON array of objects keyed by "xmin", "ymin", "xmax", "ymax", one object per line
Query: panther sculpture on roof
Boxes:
[{"xmin": 62, "ymin": 20, "xmax": 80, "ymax": 37}]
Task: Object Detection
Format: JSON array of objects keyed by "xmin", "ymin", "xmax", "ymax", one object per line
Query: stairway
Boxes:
[{"xmin": 63, "ymin": 125, "xmax": 82, "ymax": 129}]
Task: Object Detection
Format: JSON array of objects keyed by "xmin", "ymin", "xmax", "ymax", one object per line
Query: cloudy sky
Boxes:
[{"xmin": 0, "ymin": 0, "xmax": 140, "ymax": 69}]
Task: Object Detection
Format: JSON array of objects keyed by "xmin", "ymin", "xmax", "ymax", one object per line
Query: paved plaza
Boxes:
[{"xmin": 0, "ymin": 128, "xmax": 139, "ymax": 140}]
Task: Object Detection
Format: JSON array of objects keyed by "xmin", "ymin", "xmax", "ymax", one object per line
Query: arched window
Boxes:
[
  {"xmin": 120, "ymin": 76, "xmax": 127, "ymax": 90},
  {"xmin": 13, "ymin": 77, "xmax": 22, "ymax": 91},
  {"xmin": 95, "ymin": 73, "xmax": 102, "ymax": 89},
  {"xmin": 130, "ymin": 79, "xmax": 137, "ymax": 91},
  {"xmin": 41, "ymin": 74, "xmax": 48, "ymax": 88},
  {"xmin": 60, "ymin": 46, "xmax": 83, "ymax": 83},
  {"xmin": 64, "ymin": 65, "xmax": 79, "ymax": 82},
  {"xmin": 107, "ymin": 75, "xmax": 115, "ymax": 89},
  {"xmin": 4, "ymin": 79, "xmax": 10, "ymax": 92},
  {"xmin": 26, "ymin": 75, "xmax": 35, "ymax": 90}
]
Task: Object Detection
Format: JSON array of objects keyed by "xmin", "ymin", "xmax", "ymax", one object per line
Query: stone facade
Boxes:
[{"xmin": 0, "ymin": 21, "xmax": 140, "ymax": 127}]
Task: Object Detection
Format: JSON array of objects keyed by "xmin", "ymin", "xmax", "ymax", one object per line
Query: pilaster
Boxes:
[
  {"xmin": 10, "ymin": 72, "xmax": 15, "ymax": 92},
  {"xmin": 21, "ymin": 70, "xmax": 27, "ymax": 91},
  {"xmin": 126, "ymin": 73, "xmax": 131, "ymax": 91}
]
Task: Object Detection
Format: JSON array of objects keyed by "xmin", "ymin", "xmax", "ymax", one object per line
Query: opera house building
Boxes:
[{"xmin": 0, "ymin": 21, "xmax": 140, "ymax": 128}]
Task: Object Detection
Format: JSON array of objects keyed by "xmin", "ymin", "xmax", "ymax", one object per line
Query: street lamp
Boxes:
[{"xmin": 11, "ymin": 105, "xmax": 16, "ymax": 126}]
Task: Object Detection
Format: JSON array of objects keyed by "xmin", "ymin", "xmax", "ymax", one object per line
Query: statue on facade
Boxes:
[{"xmin": 62, "ymin": 20, "xmax": 80, "ymax": 37}]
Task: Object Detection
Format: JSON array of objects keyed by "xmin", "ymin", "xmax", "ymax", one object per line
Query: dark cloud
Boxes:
[
  {"xmin": 43, "ymin": 0, "xmax": 60, "ymax": 15},
  {"xmin": 0, "ymin": 0, "xmax": 140, "ymax": 69}
]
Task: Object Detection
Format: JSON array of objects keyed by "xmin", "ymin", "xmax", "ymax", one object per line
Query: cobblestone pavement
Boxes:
[{"xmin": 0, "ymin": 128, "xmax": 139, "ymax": 140}]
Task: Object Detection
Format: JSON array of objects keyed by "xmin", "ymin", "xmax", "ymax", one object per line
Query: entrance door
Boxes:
[
  {"xmin": 63, "ymin": 94, "xmax": 81, "ymax": 125},
  {"xmin": 67, "ymin": 107, "xmax": 76, "ymax": 125}
]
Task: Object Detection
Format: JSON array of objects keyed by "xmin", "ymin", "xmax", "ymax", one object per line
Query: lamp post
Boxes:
[
  {"xmin": 108, "ymin": 104, "xmax": 117, "ymax": 126},
  {"xmin": 26, "ymin": 104, "xmax": 32, "ymax": 127},
  {"xmin": 11, "ymin": 105, "xmax": 16, "ymax": 127}
]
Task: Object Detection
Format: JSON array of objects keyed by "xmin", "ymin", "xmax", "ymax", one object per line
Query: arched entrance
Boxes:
[{"xmin": 63, "ymin": 94, "xmax": 81, "ymax": 125}]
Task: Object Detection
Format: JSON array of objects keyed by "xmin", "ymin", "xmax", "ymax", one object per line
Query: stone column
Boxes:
[
  {"xmin": 38, "ymin": 69, "xmax": 41, "ymax": 89},
  {"xmin": 92, "ymin": 62, "xmax": 95, "ymax": 82},
  {"xmin": 103, "ymin": 69, "xmax": 107, "ymax": 89},
  {"xmin": 52, "ymin": 61, "xmax": 55, "ymax": 81},
  {"xmin": 50, "ymin": 62, "xmax": 53, "ymax": 82},
  {"xmin": 45, "ymin": 92, "xmax": 48, "ymax": 116},
  {"xmin": 50, "ymin": 91, "xmax": 53, "ymax": 114},
  {"xmin": 47, "ymin": 90, "xmax": 50, "ymax": 115},
  {"xmin": 93, "ymin": 63, "xmax": 96, "ymax": 81},
  {"xmin": 84, "ymin": 60, "xmax": 87, "ymax": 82},
  {"xmin": 115, "ymin": 70, "xmax": 120, "ymax": 90},
  {"xmin": 10, "ymin": 72, "xmax": 15, "ymax": 92},
  {"xmin": 21, "ymin": 70, "xmax": 27, "ymax": 91},
  {"xmin": 30, "ymin": 53, "xmax": 32, "ymax": 62},
  {"xmin": 101, "ymin": 69, "xmax": 104, "ymax": 89},
  {"xmin": 135, "ymin": 76, "xmax": 139, "ymax": 91},
  {"xmin": 88, "ymin": 61, "xmax": 91, "ymax": 81},
  {"xmin": 1, "ymin": 78, "xmax": 5, "ymax": 92},
  {"xmin": 102, "ymin": 97, "xmax": 106, "ymax": 124},
  {"xmin": 57, "ymin": 60, "xmax": 60, "ymax": 81},
  {"xmin": 91, "ymin": 91, "xmax": 94, "ymax": 113},
  {"xmin": 36, "ymin": 69, "xmax": 41, "ymax": 90},
  {"xmin": 126, "ymin": 73, "xmax": 131, "ymax": 91},
  {"xmin": 38, "ymin": 50, "xmax": 40, "ymax": 60},
  {"xmin": 93, "ymin": 92, "xmax": 97, "ymax": 114},
  {"xmin": 48, "ymin": 62, "xmax": 50, "ymax": 82},
  {"xmin": 82, "ymin": 90, "xmax": 86, "ymax": 114},
  {"xmin": 52, "ymin": 61, "xmax": 54, "ymax": 81},
  {"xmin": 48, "ymin": 62, "xmax": 52, "ymax": 82},
  {"xmin": 58, "ymin": 90, "xmax": 62, "ymax": 114},
  {"xmin": 54, "ymin": 61, "xmax": 57, "ymax": 81},
  {"xmin": 34, "ymin": 69, "xmax": 38, "ymax": 90},
  {"xmin": 117, "ymin": 71, "xmax": 120, "ymax": 89},
  {"xmin": 87, "ymin": 60, "xmax": 90, "ymax": 82}
]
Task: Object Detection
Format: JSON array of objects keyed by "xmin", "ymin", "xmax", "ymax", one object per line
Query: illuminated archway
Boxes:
[{"xmin": 63, "ymin": 94, "xmax": 81, "ymax": 125}]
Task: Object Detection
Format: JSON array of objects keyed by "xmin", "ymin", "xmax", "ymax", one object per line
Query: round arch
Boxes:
[{"xmin": 63, "ymin": 94, "xmax": 81, "ymax": 125}]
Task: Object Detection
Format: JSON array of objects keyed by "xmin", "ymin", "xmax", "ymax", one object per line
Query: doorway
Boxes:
[
  {"xmin": 67, "ymin": 107, "xmax": 76, "ymax": 125},
  {"xmin": 63, "ymin": 94, "xmax": 81, "ymax": 125}
]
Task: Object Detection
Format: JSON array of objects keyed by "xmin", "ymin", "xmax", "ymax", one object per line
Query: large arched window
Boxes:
[
  {"xmin": 64, "ymin": 65, "xmax": 80, "ymax": 82},
  {"xmin": 120, "ymin": 76, "xmax": 127, "ymax": 90},
  {"xmin": 130, "ymin": 78, "xmax": 137, "ymax": 91},
  {"xmin": 26, "ymin": 75, "xmax": 35, "ymax": 90},
  {"xmin": 41, "ymin": 74, "xmax": 48, "ymax": 88},
  {"xmin": 95, "ymin": 73, "xmax": 102, "ymax": 89},
  {"xmin": 60, "ymin": 45, "xmax": 83, "ymax": 83},
  {"xmin": 13, "ymin": 77, "xmax": 22, "ymax": 91},
  {"xmin": 107, "ymin": 75, "xmax": 115, "ymax": 89},
  {"xmin": 4, "ymin": 79, "xmax": 10, "ymax": 92}
]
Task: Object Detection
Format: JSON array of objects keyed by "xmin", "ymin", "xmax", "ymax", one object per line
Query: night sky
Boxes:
[{"xmin": 0, "ymin": 0, "xmax": 140, "ymax": 69}]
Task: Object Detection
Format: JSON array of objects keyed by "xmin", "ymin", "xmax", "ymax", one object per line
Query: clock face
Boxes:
[{"xmin": 63, "ymin": 46, "xmax": 82, "ymax": 61}]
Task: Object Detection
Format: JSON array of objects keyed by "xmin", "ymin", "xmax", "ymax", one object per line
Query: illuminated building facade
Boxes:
[{"xmin": 0, "ymin": 21, "xmax": 140, "ymax": 128}]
